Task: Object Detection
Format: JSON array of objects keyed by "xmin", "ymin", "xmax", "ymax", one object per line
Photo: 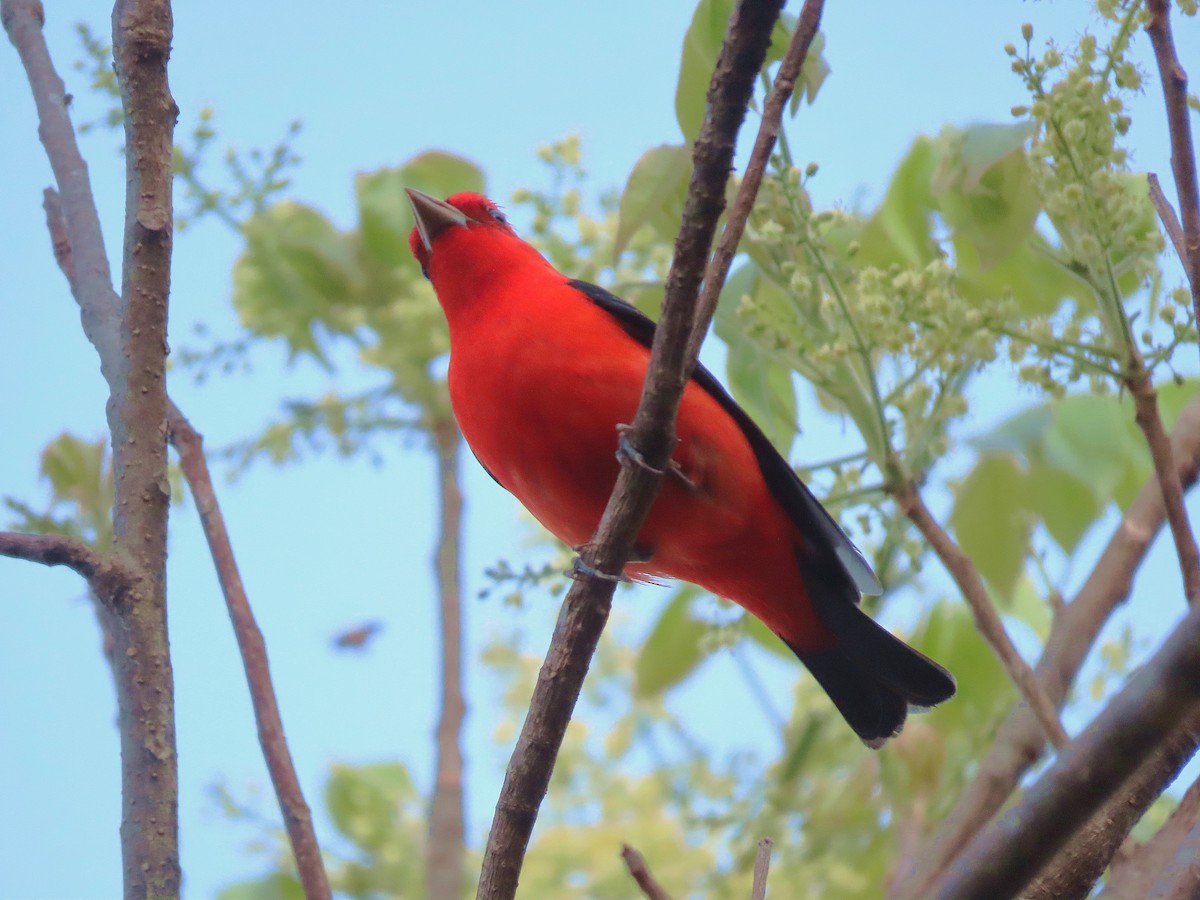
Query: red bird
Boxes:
[{"xmin": 406, "ymin": 189, "xmax": 954, "ymax": 745}]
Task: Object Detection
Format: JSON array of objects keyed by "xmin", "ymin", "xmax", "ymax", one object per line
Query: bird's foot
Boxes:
[
  {"xmin": 569, "ymin": 556, "xmax": 629, "ymax": 583},
  {"xmin": 615, "ymin": 424, "xmax": 662, "ymax": 476}
]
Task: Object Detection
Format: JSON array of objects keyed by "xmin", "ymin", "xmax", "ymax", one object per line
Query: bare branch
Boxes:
[
  {"xmin": 1146, "ymin": 0, "xmax": 1200, "ymax": 312},
  {"xmin": 0, "ymin": 531, "xmax": 129, "ymax": 593},
  {"xmin": 684, "ymin": 0, "xmax": 825, "ymax": 365},
  {"xmin": 6, "ymin": 0, "xmax": 184, "ymax": 891},
  {"xmin": 1149, "ymin": 172, "xmax": 1189, "ymax": 266},
  {"xmin": 1100, "ymin": 759, "xmax": 1200, "ymax": 899},
  {"xmin": 475, "ymin": 2, "xmax": 801, "ymax": 896},
  {"xmin": 2, "ymin": 0, "xmax": 123, "ymax": 381},
  {"xmin": 427, "ymin": 417, "xmax": 466, "ymax": 900},
  {"xmin": 621, "ymin": 844, "xmax": 673, "ymax": 900},
  {"xmin": 751, "ymin": 837, "xmax": 774, "ymax": 900},
  {"xmin": 1127, "ymin": 365, "xmax": 1200, "ymax": 603},
  {"xmin": 893, "ymin": 391, "xmax": 1200, "ymax": 898},
  {"xmin": 1021, "ymin": 707, "xmax": 1200, "ymax": 899},
  {"xmin": 108, "ymin": 0, "xmax": 180, "ymax": 892},
  {"xmin": 166, "ymin": 405, "xmax": 330, "ymax": 900},
  {"xmin": 931, "ymin": 601, "xmax": 1200, "ymax": 899},
  {"xmin": 892, "ymin": 483, "xmax": 1069, "ymax": 748}
]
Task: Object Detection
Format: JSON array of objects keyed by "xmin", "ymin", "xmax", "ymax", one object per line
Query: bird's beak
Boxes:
[{"xmin": 406, "ymin": 188, "xmax": 469, "ymax": 254}]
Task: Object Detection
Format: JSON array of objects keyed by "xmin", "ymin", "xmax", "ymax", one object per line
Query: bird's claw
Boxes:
[
  {"xmin": 569, "ymin": 556, "xmax": 629, "ymax": 584},
  {"xmin": 616, "ymin": 424, "xmax": 662, "ymax": 476}
]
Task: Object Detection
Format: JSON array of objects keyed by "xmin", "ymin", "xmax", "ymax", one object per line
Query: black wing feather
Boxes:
[{"xmin": 567, "ymin": 278, "xmax": 881, "ymax": 598}]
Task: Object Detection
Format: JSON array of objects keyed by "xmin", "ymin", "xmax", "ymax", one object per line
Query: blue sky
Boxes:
[{"xmin": 2, "ymin": 1, "xmax": 1198, "ymax": 897}]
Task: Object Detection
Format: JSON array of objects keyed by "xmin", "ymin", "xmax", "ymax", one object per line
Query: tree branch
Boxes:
[
  {"xmin": 683, "ymin": 0, "xmax": 825, "ymax": 366},
  {"xmin": 1099, "ymin": 760, "xmax": 1200, "ymax": 898},
  {"xmin": 1149, "ymin": 172, "xmax": 1189, "ymax": 268},
  {"xmin": 1145, "ymin": 0, "xmax": 1200, "ymax": 313},
  {"xmin": 0, "ymin": 531, "xmax": 131, "ymax": 596},
  {"xmin": 427, "ymin": 417, "xmax": 467, "ymax": 900},
  {"xmin": 166, "ymin": 404, "xmax": 330, "ymax": 900},
  {"xmin": 108, "ymin": 1, "xmax": 179, "ymax": 893},
  {"xmin": 1020, "ymin": 705, "xmax": 1200, "ymax": 899},
  {"xmin": 751, "ymin": 837, "xmax": 774, "ymax": 900},
  {"xmin": 931, "ymin": 598, "xmax": 1200, "ymax": 899},
  {"xmin": 5, "ymin": 0, "xmax": 183, "ymax": 892},
  {"xmin": 2, "ymin": 0, "xmax": 123, "ymax": 385},
  {"xmin": 893, "ymin": 391, "xmax": 1200, "ymax": 899},
  {"xmin": 474, "ymin": 2, "xmax": 799, "ymax": 896},
  {"xmin": 620, "ymin": 844, "xmax": 673, "ymax": 900},
  {"xmin": 892, "ymin": 483, "xmax": 1069, "ymax": 749},
  {"xmin": 1127, "ymin": 365, "xmax": 1200, "ymax": 603}
]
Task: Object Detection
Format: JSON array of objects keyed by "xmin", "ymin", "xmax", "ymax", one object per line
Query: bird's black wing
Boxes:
[{"xmin": 567, "ymin": 278, "xmax": 881, "ymax": 598}]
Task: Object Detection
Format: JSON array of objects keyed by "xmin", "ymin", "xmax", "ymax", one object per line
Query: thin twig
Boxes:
[
  {"xmin": 3, "ymin": 0, "xmax": 123, "ymax": 383},
  {"xmin": 1146, "ymin": 0, "xmax": 1200, "ymax": 313},
  {"xmin": 892, "ymin": 392, "xmax": 1200, "ymax": 899},
  {"xmin": 167, "ymin": 405, "xmax": 331, "ymax": 900},
  {"xmin": 621, "ymin": 844, "xmax": 673, "ymax": 900},
  {"xmin": 0, "ymin": 531, "xmax": 127, "ymax": 590},
  {"xmin": 474, "ymin": 3, "xmax": 792, "ymax": 897},
  {"xmin": 751, "ymin": 837, "xmax": 774, "ymax": 900},
  {"xmin": 931, "ymin": 599, "xmax": 1200, "ymax": 899},
  {"xmin": 427, "ymin": 417, "xmax": 467, "ymax": 900},
  {"xmin": 892, "ymin": 483, "xmax": 1070, "ymax": 749},
  {"xmin": 684, "ymin": 0, "xmax": 825, "ymax": 365},
  {"xmin": 1149, "ymin": 172, "xmax": 1189, "ymax": 266},
  {"xmin": 1127, "ymin": 364, "xmax": 1200, "ymax": 603}
]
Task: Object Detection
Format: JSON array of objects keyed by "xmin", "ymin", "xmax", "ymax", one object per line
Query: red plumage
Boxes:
[{"xmin": 407, "ymin": 189, "xmax": 954, "ymax": 745}]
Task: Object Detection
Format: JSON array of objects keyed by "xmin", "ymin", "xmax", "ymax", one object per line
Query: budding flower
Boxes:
[{"xmin": 1021, "ymin": 22, "xmax": 1034, "ymax": 41}]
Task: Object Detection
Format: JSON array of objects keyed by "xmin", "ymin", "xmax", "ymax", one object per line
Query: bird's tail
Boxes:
[{"xmin": 790, "ymin": 598, "xmax": 956, "ymax": 748}]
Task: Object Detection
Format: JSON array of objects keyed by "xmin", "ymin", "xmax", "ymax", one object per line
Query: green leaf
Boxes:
[
  {"xmin": 955, "ymin": 231, "xmax": 1091, "ymax": 317},
  {"xmin": 325, "ymin": 762, "xmax": 416, "ymax": 854},
  {"xmin": 1025, "ymin": 461, "xmax": 1105, "ymax": 554},
  {"xmin": 634, "ymin": 586, "xmax": 712, "ymax": 697},
  {"xmin": 950, "ymin": 453, "xmax": 1032, "ymax": 599},
  {"xmin": 1004, "ymin": 573, "xmax": 1052, "ymax": 642},
  {"xmin": 932, "ymin": 122, "xmax": 1040, "ymax": 270},
  {"xmin": 217, "ymin": 874, "xmax": 304, "ymax": 900},
  {"xmin": 715, "ymin": 263, "xmax": 798, "ymax": 451},
  {"xmin": 614, "ymin": 144, "xmax": 692, "ymax": 260},
  {"xmin": 857, "ymin": 136, "xmax": 939, "ymax": 267},
  {"xmin": 234, "ymin": 202, "xmax": 355, "ymax": 362},
  {"xmin": 673, "ymin": 0, "xmax": 826, "ymax": 141}
]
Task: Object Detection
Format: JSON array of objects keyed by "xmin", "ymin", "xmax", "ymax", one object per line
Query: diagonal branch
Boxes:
[
  {"xmin": 1145, "ymin": 0, "xmax": 1200, "ymax": 313},
  {"xmin": 621, "ymin": 844, "xmax": 673, "ymax": 900},
  {"xmin": 930, "ymin": 599, "xmax": 1200, "ymax": 899},
  {"xmin": 892, "ymin": 483, "xmax": 1069, "ymax": 749},
  {"xmin": 1126, "ymin": 365, "xmax": 1200, "ymax": 603},
  {"xmin": 893, "ymin": 391, "xmax": 1200, "ymax": 899},
  {"xmin": 1020, "ymin": 705, "xmax": 1200, "ymax": 899},
  {"xmin": 474, "ymin": 2, "xmax": 809, "ymax": 896},
  {"xmin": 1099, "ymin": 758, "xmax": 1200, "ymax": 898},
  {"xmin": 166, "ymin": 404, "xmax": 331, "ymax": 900}
]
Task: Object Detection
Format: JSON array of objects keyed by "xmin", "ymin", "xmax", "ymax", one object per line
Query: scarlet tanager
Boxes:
[{"xmin": 406, "ymin": 189, "xmax": 955, "ymax": 746}]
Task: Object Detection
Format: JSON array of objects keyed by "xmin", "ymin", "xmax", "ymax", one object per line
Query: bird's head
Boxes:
[{"xmin": 405, "ymin": 189, "xmax": 518, "ymax": 278}]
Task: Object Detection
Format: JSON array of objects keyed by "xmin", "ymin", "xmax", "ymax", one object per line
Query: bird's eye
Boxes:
[{"xmin": 487, "ymin": 207, "xmax": 508, "ymax": 225}]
